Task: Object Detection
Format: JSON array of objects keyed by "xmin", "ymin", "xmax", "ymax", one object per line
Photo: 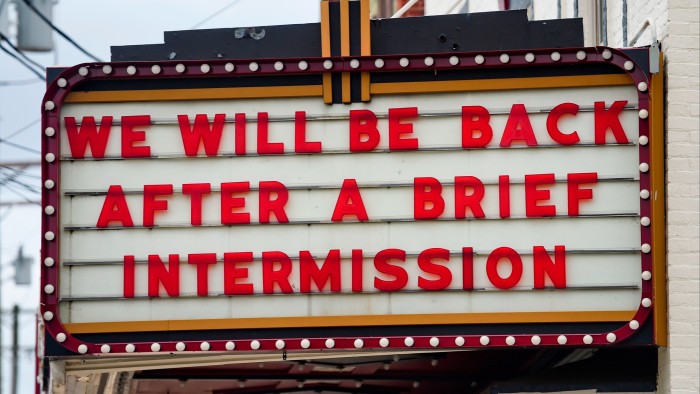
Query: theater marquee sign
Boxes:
[{"xmin": 41, "ymin": 6, "xmax": 664, "ymax": 356}]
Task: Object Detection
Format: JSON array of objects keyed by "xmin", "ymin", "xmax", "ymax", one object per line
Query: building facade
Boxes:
[
  {"xmin": 422, "ymin": 1, "xmax": 699, "ymax": 392},
  {"xmin": 40, "ymin": 1, "xmax": 698, "ymax": 393}
]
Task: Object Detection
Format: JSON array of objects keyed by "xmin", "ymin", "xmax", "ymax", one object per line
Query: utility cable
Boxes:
[
  {"xmin": 19, "ymin": 0, "xmax": 102, "ymax": 62},
  {"xmin": 0, "ymin": 167, "xmax": 40, "ymax": 180},
  {"xmin": 1, "ymin": 184, "xmax": 39, "ymax": 206},
  {"xmin": 1, "ymin": 119, "xmax": 40, "ymax": 141},
  {"xmin": 0, "ymin": 206, "xmax": 12, "ymax": 223},
  {"xmin": 0, "ymin": 32, "xmax": 45, "ymax": 71},
  {"xmin": 0, "ymin": 79, "xmax": 41, "ymax": 86},
  {"xmin": 191, "ymin": 0, "xmax": 244, "ymax": 29},
  {"xmin": 0, "ymin": 138, "xmax": 41, "ymax": 155},
  {"xmin": 2, "ymin": 177, "xmax": 39, "ymax": 195},
  {"xmin": 0, "ymin": 42, "xmax": 45, "ymax": 80},
  {"xmin": 0, "ymin": 171, "xmax": 40, "ymax": 194},
  {"xmin": 0, "ymin": 167, "xmax": 40, "ymax": 192}
]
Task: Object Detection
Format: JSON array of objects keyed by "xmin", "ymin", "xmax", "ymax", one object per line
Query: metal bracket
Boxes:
[
  {"xmin": 392, "ymin": 0, "xmax": 420, "ymax": 18},
  {"xmin": 630, "ymin": 17, "xmax": 660, "ymax": 74}
]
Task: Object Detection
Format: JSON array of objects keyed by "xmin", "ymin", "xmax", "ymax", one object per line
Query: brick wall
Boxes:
[
  {"xmin": 395, "ymin": 0, "xmax": 425, "ymax": 17},
  {"xmin": 659, "ymin": 0, "xmax": 700, "ymax": 392},
  {"xmin": 424, "ymin": 0, "xmax": 468, "ymax": 15},
  {"xmin": 606, "ymin": 0, "xmax": 669, "ymax": 47}
]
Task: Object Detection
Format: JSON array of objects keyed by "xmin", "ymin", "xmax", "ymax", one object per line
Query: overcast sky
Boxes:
[{"xmin": 0, "ymin": 1, "xmax": 319, "ymax": 391}]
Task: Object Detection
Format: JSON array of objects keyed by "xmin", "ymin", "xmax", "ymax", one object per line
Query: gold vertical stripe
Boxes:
[
  {"xmin": 320, "ymin": 0, "xmax": 333, "ymax": 103},
  {"xmin": 361, "ymin": 73, "xmax": 370, "ymax": 102},
  {"xmin": 320, "ymin": 0, "xmax": 331, "ymax": 58},
  {"xmin": 340, "ymin": 0, "xmax": 351, "ymax": 103},
  {"xmin": 342, "ymin": 73, "xmax": 351, "ymax": 103},
  {"xmin": 360, "ymin": 0, "xmax": 371, "ymax": 102},
  {"xmin": 323, "ymin": 74, "xmax": 333, "ymax": 104},
  {"xmin": 360, "ymin": 0, "xmax": 371, "ymax": 55},
  {"xmin": 340, "ymin": 0, "xmax": 350, "ymax": 56},
  {"xmin": 650, "ymin": 53, "xmax": 668, "ymax": 347}
]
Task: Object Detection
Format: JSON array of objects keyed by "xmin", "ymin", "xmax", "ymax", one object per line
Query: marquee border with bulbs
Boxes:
[{"xmin": 39, "ymin": 42, "xmax": 666, "ymax": 356}]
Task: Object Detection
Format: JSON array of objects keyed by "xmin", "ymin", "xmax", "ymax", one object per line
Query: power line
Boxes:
[
  {"xmin": 0, "ymin": 79, "xmax": 41, "ymax": 86},
  {"xmin": 0, "ymin": 184, "xmax": 40, "ymax": 206},
  {"xmin": 0, "ymin": 167, "xmax": 41, "ymax": 196},
  {"xmin": 0, "ymin": 161, "xmax": 40, "ymax": 168},
  {"xmin": 0, "ymin": 138, "xmax": 40, "ymax": 154},
  {"xmin": 191, "ymin": 0, "xmax": 244, "ymax": 29},
  {"xmin": 2, "ymin": 177, "xmax": 39, "ymax": 195},
  {"xmin": 0, "ymin": 32, "xmax": 45, "ymax": 71},
  {"xmin": 0, "ymin": 42, "xmax": 45, "ymax": 80},
  {"xmin": 1, "ymin": 119, "xmax": 40, "ymax": 141},
  {"xmin": 0, "ymin": 166, "xmax": 40, "ymax": 179},
  {"xmin": 19, "ymin": 0, "xmax": 102, "ymax": 62}
]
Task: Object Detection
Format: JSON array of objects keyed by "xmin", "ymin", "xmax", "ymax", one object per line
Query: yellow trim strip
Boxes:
[
  {"xmin": 64, "ymin": 310, "xmax": 636, "ymax": 334},
  {"xmin": 371, "ymin": 74, "xmax": 634, "ymax": 95},
  {"xmin": 64, "ymin": 85, "xmax": 323, "ymax": 103},
  {"xmin": 650, "ymin": 53, "xmax": 668, "ymax": 347}
]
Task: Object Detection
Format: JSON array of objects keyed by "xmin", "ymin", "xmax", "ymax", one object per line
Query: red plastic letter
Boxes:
[
  {"xmin": 123, "ymin": 255, "xmax": 135, "ymax": 298},
  {"xmin": 533, "ymin": 245, "xmax": 567, "ymax": 289},
  {"xmin": 455, "ymin": 176, "xmax": 485, "ymax": 219},
  {"xmin": 121, "ymin": 115, "xmax": 151, "ymax": 158},
  {"xmin": 349, "ymin": 109, "xmax": 380, "ymax": 152},
  {"xmin": 547, "ymin": 103, "xmax": 580, "ymax": 145},
  {"xmin": 295, "ymin": 111, "xmax": 322, "ymax": 153},
  {"xmin": 414, "ymin": 177, "xmax": 445, "ymax": 219},
  {"xmin": 486, "ymin": 247, "xmax": 523, "ymax": 289},
  {"xmin": 332, "ymin": 179, "xmax": 369, "ymax": 222},
  {"xmin": 221, "ymin": 182, "xmax": 251, "ymax": 224},
  {"xmin": 594, "ymin": 100, "xmax": 629, "ymax": 144},
  {"xmin": 567, "ymin": 172, "xmax": 598, "ymax": 216},
  {"xmin": 461, "ymin": 106, "xmax": 493, "ymax": 148},
  {"xmin": 143, "ymin": 184, "xmax": 173, "ymax": 227},
  {"xmin": 234, "ymin": 113, "xmax": 247, "ymax": 155},
  {"xmin": 388, "ymin": 107, "xmax": 419, "ymax": 150},
  {"xmin": 352, "ymin": 249, "xmax": 364, "ymax": 292},
  {"xmin": 64, "ymin": 116, "xmax": 113, "ymax": 158},
  {"xmin": 417, "ymin": 248, "xmax": 452, "ymax": 291},
  {"xmin": 182, "ymin": 183, "xmax": 211, "ymax": 226},
  {"xmin": 498, "ymin": 175, "xmax": 511, "ymax": 218},
  {"xmin": 96, "ymin": 185, "xmax": 134, "ymax": 228},
  {"xmin": 462, "ymin": 247, "xmax": 474, "ymax": 290},
  {"xmin": 299, "ymin": 249, "xmax": 341, "ymax": 293},
  {"xmin": 257, "ymin": 112, "xmax": 284, "ymax": 154},
  {"xmin": 224, "ymin": 252, "xmax": 254, "ymax": 295},
  {"xmin": 178, "ymin": 113, "xmax": 225, "ymax": 156},
  {"xmin": 259, "ymin": 181, "xmax": 289, "ymax": 224},
  {"xmin": 188, "ymin": 253, "xmax": 217, "ymax": 296},
  {"xmin": 500, "ymin": 104, "xmax": 538, "ymax": 147},
  {"xmin": 147, "ymin": 254, "xmax": 180, "ymax": 297},
  {"xmin": 373, "ymin": 248, "xmax": 408, "ymax": 291},
  {"xmin": 525, "ymin": 174, "xmax": 556, "ymax": 217},
  {"xmin": 262, "ymin": 251, "xmax": 293, "ymax": 294}
]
